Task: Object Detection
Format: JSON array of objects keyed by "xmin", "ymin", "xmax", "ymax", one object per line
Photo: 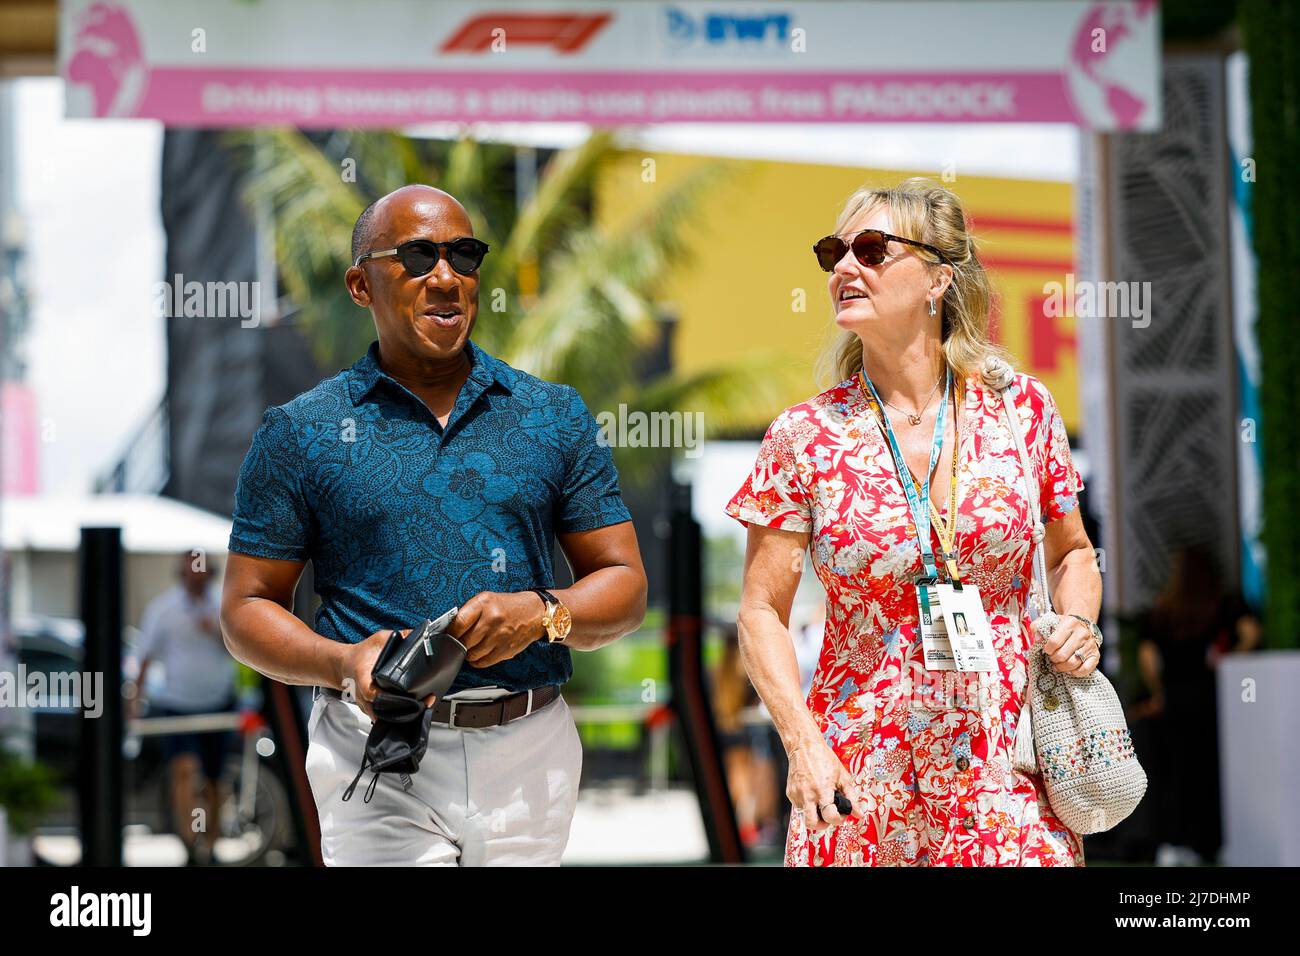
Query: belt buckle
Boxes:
[
  {"xmin": 525, "ymin": 689, "xmax": 534, "ymax": 717},
  {"xmin": 447, "ymin": 699, "xmax": 459, "ymax": 728}
]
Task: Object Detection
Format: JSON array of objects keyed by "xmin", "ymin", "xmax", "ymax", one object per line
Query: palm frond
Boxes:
[
  {"xmin": 501, "ymin": 160, "xmax": 735, "ymax": 375},
  {"xmin": 495, "ymin": 129, "xmax": 618, "ymax": 282},
  {"xmin": 226, "ymin": 128, "xmax": 373, "ymax": 366}
]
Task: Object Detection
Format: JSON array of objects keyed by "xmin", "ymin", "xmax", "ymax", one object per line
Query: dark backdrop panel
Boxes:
[{"xmin": 160, "ymin": 129, "xmax": 324, "ymax": 517}]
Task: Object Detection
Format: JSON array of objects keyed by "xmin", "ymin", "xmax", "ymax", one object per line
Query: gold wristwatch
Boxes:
[{"xmin": 531, "ymin": 589, "xmax": 572, "ymax": 644}]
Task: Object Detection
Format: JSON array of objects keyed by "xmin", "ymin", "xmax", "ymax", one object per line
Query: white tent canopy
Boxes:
[
  {"xmin": 3, "ymin": 495, "xmax": 235, "ymax": 622},
  {"xmin": 2, "ymin": 494, "xmax": 232, "ymax": 555}
]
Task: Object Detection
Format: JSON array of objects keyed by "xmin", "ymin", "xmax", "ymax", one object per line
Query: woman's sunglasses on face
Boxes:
[
  {"xmin": 354, "ymin": 237, "xmax": 490, "ymax": 277},
  {"xmin": 812, "ymin": 229, "xmax": 947, "ymax": 272}
]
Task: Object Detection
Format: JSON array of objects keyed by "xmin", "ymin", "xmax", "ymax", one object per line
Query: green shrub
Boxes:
[{"xmin": 0, "ymin": 749, "xmax": 59, "ymax": 836}]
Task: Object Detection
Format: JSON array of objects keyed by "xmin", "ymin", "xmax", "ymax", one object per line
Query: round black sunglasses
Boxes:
[
  {"xmin": 354, "ymin": 237, "xmax": 490, "ymax": 277},
  {"xmin": 813, "ymin": 229, "xmax": 947, "ymax": 272}
]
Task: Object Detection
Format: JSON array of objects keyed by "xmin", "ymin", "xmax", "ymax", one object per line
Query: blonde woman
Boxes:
[{"xmin": 727, "ymin": 179, "xmax": 1102, "ymax": 866}]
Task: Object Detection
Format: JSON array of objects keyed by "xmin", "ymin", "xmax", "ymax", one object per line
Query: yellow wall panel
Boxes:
[{"xmin": 597, "ymin": 151, "xmax": 1079, "ymax": 431}]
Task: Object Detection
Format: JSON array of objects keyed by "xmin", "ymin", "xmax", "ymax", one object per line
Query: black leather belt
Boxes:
[{"xmin": 313, "ymin": 684, "xmax": 560, "ymax": 729}]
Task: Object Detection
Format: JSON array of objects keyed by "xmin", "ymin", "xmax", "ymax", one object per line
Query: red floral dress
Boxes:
[{"xmin": 726, "ymin": 371, "xmax": 1086, "ymax": 866}]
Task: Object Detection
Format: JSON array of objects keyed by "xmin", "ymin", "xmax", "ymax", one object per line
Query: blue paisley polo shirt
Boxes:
[{"xmin": 227, "ymin": 338, "xmax": 632, "ymax": 694}]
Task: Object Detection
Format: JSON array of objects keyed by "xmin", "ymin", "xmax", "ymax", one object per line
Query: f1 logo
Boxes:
[{"xmin": 440, "ymin": 12, "xmax": 612, "ymax": 54}]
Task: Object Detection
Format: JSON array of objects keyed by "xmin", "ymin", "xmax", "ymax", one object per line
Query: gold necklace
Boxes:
[{"xmin": 880, "ymin": 374, "xmax": 943, "ymax": 425}]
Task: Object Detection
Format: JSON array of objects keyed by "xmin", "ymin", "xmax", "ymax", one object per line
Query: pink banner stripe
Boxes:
[
  {"xmin": 125, "ymin": 68, "xmax": 1079, "ymax": 126},
  {"xmin": 2, "ymin": 382, "xmax": 40, "ymax": 495}
]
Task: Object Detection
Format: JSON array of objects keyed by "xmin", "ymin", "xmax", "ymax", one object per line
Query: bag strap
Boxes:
[
  {"xmin": 992, "ymin": 376, "xmax": 1055, "ymax": 619},
  {"xmin": 982, "ymin": 360, "xmax": 1059, "ymax": 773}
]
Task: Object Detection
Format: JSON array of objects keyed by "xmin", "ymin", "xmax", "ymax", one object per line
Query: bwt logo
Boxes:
[
  {"xmin": 440, "ymin": 12, "xmax": 612, "ymax": 54},
  {"xmin": 664, "ymin": 7, "xmax": 793, "ymax": 47}
]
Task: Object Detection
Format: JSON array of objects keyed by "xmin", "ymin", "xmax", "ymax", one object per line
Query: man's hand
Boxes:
[
  {"xmin": 449, "ymin": 591, "xmax": 546, "ymax": 669},
  {"xmin": 336, "ymin": 628, "xmax": 438, "ymax": 722}
]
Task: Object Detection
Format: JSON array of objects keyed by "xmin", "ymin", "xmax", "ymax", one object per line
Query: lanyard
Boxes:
[
  {"xmin": 910, "ymin": 397, "xmax": 962, "ymax": 586},
  {"xmin": 859, "ymin": 366, "xmax": 950, "ymax": 581}
]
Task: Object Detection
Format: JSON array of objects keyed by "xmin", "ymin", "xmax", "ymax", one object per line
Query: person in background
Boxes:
[
  {"xmin": 713, "ymin": 624, "xmax": 779, "ymax": 847},
  {"xmin": 133, "ymin": 551, "xmax": 236, "ymax": 866},
  {"xmin": 1134, "ymin": 545, "xmax": 1261, "ymax": 866},
  {"xmin": 792, "ymin": 604, "xmax": 825, "ymax": 699}
]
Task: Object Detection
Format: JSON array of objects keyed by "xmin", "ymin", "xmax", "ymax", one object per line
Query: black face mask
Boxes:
[{"xmin": 342, "ymin": 703, "xmax": 437, "ymax": 804}]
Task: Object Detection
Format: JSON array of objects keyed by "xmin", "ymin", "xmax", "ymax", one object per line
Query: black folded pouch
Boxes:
[{"xmin": 341, "ymin": 609, "xmax": 466, "ymax": 804}]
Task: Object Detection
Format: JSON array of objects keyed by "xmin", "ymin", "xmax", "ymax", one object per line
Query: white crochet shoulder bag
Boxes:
[{"xmin": 980, "ymin": 356, "xmax": 1147, "ymax": 835}]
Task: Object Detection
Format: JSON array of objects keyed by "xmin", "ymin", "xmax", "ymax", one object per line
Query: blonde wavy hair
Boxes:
[{"xmin": 815, "ymin": 177, "xmax": 1010, "ymax": 387}]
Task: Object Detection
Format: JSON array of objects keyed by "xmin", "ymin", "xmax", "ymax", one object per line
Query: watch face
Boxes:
[
  {"xmin": 551, "ymin": 603, "xmax": 573, "ymax": 640},
  {"xmin": 1073, "ymin": 615, "xmax": 1101, "ymax": 640}
]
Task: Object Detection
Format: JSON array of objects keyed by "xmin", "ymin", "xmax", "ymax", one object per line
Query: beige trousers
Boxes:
[{"xmin": 304, "ymin": 691, "xmax": 582, "ymax": 866}]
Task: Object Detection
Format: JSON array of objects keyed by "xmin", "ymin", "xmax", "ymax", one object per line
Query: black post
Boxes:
[
  {"xmin": 260, "ymin": 677, "xmax": 320, "ymax": 866},
  {"xmin": 263, "ymin": 563, "xmax": 322, "ymax": 866},
  {"xmin": 665, "ymin": 481, "xmax": 744, "ymax": 864},
  {"xmin": 78, "ymin": 526, "xmax": 124, "ymax": 866}
]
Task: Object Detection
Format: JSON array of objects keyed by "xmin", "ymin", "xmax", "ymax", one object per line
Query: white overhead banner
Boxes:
[{"xmin": 61, "ymin": 0, "xmax": 1161, "ymax": 128}]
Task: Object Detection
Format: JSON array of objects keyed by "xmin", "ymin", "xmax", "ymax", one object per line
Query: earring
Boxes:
[{"xmin": 928, "ymin": 298, "xmax": 937, "ymax": 317}]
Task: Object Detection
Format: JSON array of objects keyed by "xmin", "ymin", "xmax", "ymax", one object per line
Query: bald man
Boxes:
[{"xmin": 221, "ymin": 185, "xmax": 647, "ymax": 866}]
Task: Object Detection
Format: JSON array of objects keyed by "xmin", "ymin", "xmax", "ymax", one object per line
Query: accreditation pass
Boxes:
[{"xmin": 935, "ymin": 583, "xmax": 996, "ymax": 672}]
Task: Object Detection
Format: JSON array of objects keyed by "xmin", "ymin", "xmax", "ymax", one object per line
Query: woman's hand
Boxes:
[
  {"xmin": 786, "ymin": 738, "xmax": 865, "ymax": 831},
  {"xmin": 1043, "ymin": 615, "xmax": 1101, "ymax": 676},
  {"xmin": 1042, "ymin": 509, "xmax": 1102, "ymax": 677}
]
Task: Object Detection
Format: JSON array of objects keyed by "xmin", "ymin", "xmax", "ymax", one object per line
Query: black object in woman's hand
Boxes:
[{"xmin": 817, "ymin": 789, "xmax": 854, "ymax": 821}]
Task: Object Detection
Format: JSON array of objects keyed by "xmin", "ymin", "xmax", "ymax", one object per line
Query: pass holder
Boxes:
[
  {"xmin": 916, "ymin": 576, "xmax": 957, "ymax": 671},
  {"xmin": 940, "ymin": 550, "xmax": 963, "ymax": 592}
]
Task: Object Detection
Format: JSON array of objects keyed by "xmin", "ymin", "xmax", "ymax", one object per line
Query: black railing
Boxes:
[{"xmin": 92, "ymin": 397, "xmax": 169, "ymax": 495}]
